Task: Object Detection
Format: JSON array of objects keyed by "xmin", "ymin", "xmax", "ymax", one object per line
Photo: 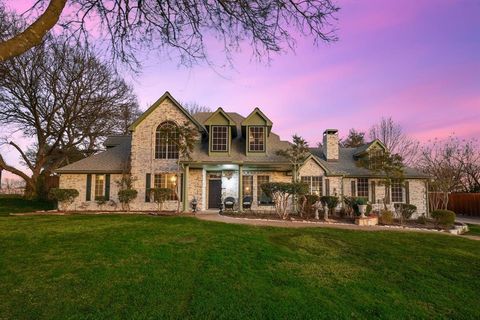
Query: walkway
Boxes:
[{"xmin": 456, "ymin": 215, "xmax": 480, "ymax": 225}]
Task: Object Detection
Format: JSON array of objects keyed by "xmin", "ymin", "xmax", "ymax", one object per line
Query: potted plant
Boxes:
[{"xmin": 356, "ymin": 197, "xmax": 368, "ymax": 218}]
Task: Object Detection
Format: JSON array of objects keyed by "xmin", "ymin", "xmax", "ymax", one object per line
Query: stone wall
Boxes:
[{"xmin": 59, "ymin": 173, "xmax": 123, "ymax": 211}]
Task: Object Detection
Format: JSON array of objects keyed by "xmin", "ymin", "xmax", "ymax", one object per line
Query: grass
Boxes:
[
  {"xmin": 0, "ymin": 195, "xmax": 54, "ymax": 216},
  {"xmin": 467, "ymin": 224, "xmax": 480, "ymax": 236},
  {"xmin": 0, "ymin": 214, "xmax": 479, "ymax": 319}
]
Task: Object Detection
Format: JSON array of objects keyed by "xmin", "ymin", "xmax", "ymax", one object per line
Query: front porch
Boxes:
[{"xmin": 181, "ymin": 162, "xmax": 291, "ymax": 212}]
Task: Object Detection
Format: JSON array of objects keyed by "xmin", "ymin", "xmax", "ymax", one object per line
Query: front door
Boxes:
[{"xmin": 208, "ymin": 179, "xmax": 222, "ymax": 209}]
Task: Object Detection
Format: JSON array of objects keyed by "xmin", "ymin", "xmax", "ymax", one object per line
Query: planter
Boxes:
[
  {"xmin": 355, "ymin": 215, "xmax": 378, "ymax": 226},
  {"xmin": 358, "ymin": 204, "xmax": 368, "ymax": 218}
]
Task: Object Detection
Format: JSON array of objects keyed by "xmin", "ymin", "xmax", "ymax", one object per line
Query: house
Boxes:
[{"xmin": 56, "ymin": 92, "xmax": 429, "ymax": 214}]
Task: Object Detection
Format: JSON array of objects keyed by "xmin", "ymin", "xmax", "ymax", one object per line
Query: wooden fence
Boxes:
[{"xmin": 429, "ymin": 193, "xmax": 480, "ymax": 217}]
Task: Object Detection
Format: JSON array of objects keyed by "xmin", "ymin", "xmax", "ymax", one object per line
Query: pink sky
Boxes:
[{"xmin": 2, "ymin": 0, "xmax": 480, "ymax": 179}]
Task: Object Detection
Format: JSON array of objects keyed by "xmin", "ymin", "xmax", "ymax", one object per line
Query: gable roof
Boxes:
[
  {"xmin": 299, "ymin": 154, "xmax": 331, "ymax": 174},
  {"xmin": 128, "ymin": 91, "xmax": 206, "ymax": 133},
  {"xmin": 56, "ymin": 138, "xmax": 131, "ymax": 173},
  {"xmin": 353, "ymin": 139, "xmax": 387, "ymax": 157},
  {"xmin": 241, "ymin": 107, "xmax": 273, "ymax": 127},
  {"xmin": 203, "ymin": 107, "xmax": 237, "ymax": 126}
]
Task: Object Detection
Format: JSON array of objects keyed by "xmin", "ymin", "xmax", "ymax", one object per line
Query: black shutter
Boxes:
[
  {"xmin": 385, "ymin": 185, "xmax": 390, "ymax": 204},
  {"xmin": 405, "ymin": 181, "xmax": 410, "ymax": 204},
  {"xmin": 105, "ymin": 174, "xmax": 111, "ymax": 200},
  {"xmin": 371, "ymin": 181, "xmax": 376, "ymax": 204},
  {"xmin": 325, "ymin": 179, "xmax": 330, "ymax": 196},
  {"xmin": 145, "ymin": 173, "xmax": 151, "ymax": 202},
  {"xmin": 351, "ymin": 180, "xmax": 356, "ymax": 197},
  {"xmin": 86, "ymin": 174, "xmax": 92, "ymax": 201}
]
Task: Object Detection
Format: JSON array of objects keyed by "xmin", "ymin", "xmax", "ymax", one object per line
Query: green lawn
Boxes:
[
  {"xmin": 0, "ymin": 195, "xmax": 54, "ymax": 216},
  {"xmin": 0, "ymin": 215, "xmax": 479, "ymax": 319},
  {"xmin": 467, "ymin": 224, "xmax": 480, "ymax": 236}
]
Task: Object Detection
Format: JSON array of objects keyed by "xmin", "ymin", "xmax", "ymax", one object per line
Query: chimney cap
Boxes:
[{"xmin": 323, "ymin": 129, "xmax": 338, "ymax": 135}]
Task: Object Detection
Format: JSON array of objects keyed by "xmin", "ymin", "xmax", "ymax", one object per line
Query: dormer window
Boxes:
[
  {"xmin": 368, "ymin": 148, "xmax": 384, "ymax": 170},
  {"xmin": 211, "ymin": 126, "xmax": 228, "ymax": 152},
  {"xmin": 249, "ymin": 126, "xmax": 265, "ymax": 152}
]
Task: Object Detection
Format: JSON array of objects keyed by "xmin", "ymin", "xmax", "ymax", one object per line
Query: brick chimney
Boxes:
[{"xmin": 323, "ymin": 129, "xmax": 339, "ymax": 161}]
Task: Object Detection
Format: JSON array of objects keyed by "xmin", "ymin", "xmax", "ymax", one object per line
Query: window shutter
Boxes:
[
  {"xmin": 105, "ymin": 174, "xmax": 111, "ymax": 200},
  {"xmin": 385, "ymin": 185, "xmax": 390, "ymax": 204},
  {"xmin": 325, "ymin": 179, "xmax": 330, "ymax": 196},
  {"xmin": 145, "ymin": 173, "xmax": 151, "ymax": 202},
  {"xmin": 405, "ymin": 181, "xmax": 410, "ymax": 204},
  {"xmin": 371, "ymin": 181, "xmax": 376, "ymax": 204},
  {"xmin": 86, "ymin": 174, "xmax": 92, "ymax": 201},
  {"xmin": 351, "ymin": 180, "xmax": 356, "ymax": 197}
]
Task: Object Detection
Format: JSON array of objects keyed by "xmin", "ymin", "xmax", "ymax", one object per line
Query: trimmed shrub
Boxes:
[
  {"xmin": 417, "ymin": 215, "xmax": 428, "ymax": 225},
  {"xmin": 118, "ymin": 189, "xmax": 138, "ymax": 211},
  {"xmin": 366, "ymin": 203, "xmax": 373, "ymax": 215},
  {"xmin": 300, "ymin": 194, "xmax": 320, "ymax": 218},
  {"xmin": 379, "ymin": 210, "xmax": 394, "ymax": 225},
  {"xmin": 320, "ymin": 196, "xmax": 339, "ymax": 219},
  {"xmin": 48, "ymin": 188, "xmax": 79, "ymax": 211},
  {"xmin": 395, "ymin": 203, "xmax": 417, "ymax": 223},
  {"xmin": 431, "ymin": 210, "xmax": 456, "ymax": 229}
]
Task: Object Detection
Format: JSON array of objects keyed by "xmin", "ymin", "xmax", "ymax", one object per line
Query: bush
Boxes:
[
  {"xmin": 431, "ymin": 210, "xmax": 456, "ymax": 229},
  {"xmin": 320, "ymin": 196, "xmax": 339, "ymax": 219},
  {"xmin": 95, "ymin": 196, "xmax": 107, "ymax": 207},
  {"xmin": 118, "ymin": 189, "xmax": 138, "ymax": 211},
  {"xmin": 417, "ymin": 215, "xmax": 428, "ymax": 225},
  {"xmin": 300, "ymin": 194, "xmax": 320, "ymax": 218},
  {"xmin": 261, "ymin": 182, "xmax": 309, "ymax": 219},
  {"xmin": 379, "ymin": 210, "xmax": 394, "ymax": 225},
  {"xmin": 395, "ymin": 203, "xmax": 417, "ymax": 222},
  {"xmin": 366, "ymin": 203, "xmax": 373, "ymax": 215},
  {"xmin": 150, "ymin": 188, "xmax": 172, "ymax": 212},
  {"xmin": 48, "ymin": 188, "xmax": 79, "ymax": 211}
]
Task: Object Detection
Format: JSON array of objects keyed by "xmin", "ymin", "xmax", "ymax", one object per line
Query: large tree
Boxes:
[
  {"xmin": 0, "ymin": 0, "xmax": 339, "ymax": 68},
  {"xmin": 341, "ymin": 128, "xmax": 365, "ymax": 148},
  {"xmin": 0, "ymin": 15, "xmax": 139, "ymax": 197},
  {"xmin": 369, "ymin": 117, "xmax": 419, "ymax": 165}
]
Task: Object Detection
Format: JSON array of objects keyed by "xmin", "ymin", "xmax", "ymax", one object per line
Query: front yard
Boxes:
[{"xmin": 0, "ymin": 214, "xmax": 479, "ymax": 319}]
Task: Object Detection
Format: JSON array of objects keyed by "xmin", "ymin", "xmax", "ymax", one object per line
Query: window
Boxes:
[
  {"xmin": 249, "ymin": 126, "xmax": 265, "ymax": 152},
  {"xmin": 368, "ymin": 148, "xmax": 384, "ymax": 170},
  {"xmin": 154, "ymin": 173, "xmax": 179, "ymax": 201},
  {"xmin": 155, "ymin": 122, "xmax": 179, "ymax": 159},
  {"xmin": 301, "ymin": 176, "xmax": 322, "ymax": 196},
  {"xmin": 94, "ymin": 174, "xmax": 105, "ymax": 199},
  {"xmin": 391, "ymin": 180, "xmax": 404, "ymax": 203},
  {"xmin": 257, "ymin": 175, "xmax": 273, "ymax": 205},
  {"xmin": 357, "ymin": 178, "xmax": 369, "ymax": 198},
  {"xmin": 243, "ymin": 175, "xmax": 253, "ymax": 197},
  {"xmin": 211, "ymin": 126, "xmax": 228, "ymax": 152}
]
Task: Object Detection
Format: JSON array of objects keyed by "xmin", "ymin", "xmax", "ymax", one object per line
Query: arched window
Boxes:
[{"xmin": 155, "ymin": 122, "xmax": 179, "ymax": 159}]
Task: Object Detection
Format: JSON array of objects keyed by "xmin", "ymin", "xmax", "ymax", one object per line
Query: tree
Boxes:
[
  {"xmin": 341, "ymin": 129, "xmax": 365, "ymax": 148},
  {"xmin": 116, "ymin": 173, "xmax": 138, "ymax": 211},
  {"xmin": 182, "ymin": 102, "xmax": 211, "ymax": 115},
  {"xmin": 417, "ymin": 136, "xmax": 480, "ymax": 210},
  {"xmin": 0, "ymin": 18, "xmax": 139, "ymax": 198},
  {"xmin": 0, "ymin": 1, "xmax": 339, "ymax": 68},
  {"xmin": 357, "ymin": 150, "xmax": 405, "ymax": 209},
  {"xmin": 369, "ymin": 117, "xmax": 419, "ymax": 165},
  {"xmin": 150, "ymin": 188, "xmax": 172, "ymax": 212},
  {"xmin": 261, "ymin": 182, "xmax": 308, "ymax": 219}
]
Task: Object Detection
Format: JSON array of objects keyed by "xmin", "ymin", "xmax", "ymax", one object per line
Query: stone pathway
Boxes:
[{"xmin": 456, "ymin": 216, "xmax": 480, "ymax": 225}]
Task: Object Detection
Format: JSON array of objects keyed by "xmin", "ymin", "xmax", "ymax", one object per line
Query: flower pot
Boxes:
[{"xmin": 358, "ymin": 204, "xmax": 368, "ymax": 218}]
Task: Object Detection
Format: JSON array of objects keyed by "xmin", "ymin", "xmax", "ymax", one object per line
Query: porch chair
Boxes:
[
  {"xmin": 243, "ymin": 196, "xmax": 252, "ymax": 210},
  {"xmin": 224, "ymin": 197, "xmax": 236, "ymax": 211}
]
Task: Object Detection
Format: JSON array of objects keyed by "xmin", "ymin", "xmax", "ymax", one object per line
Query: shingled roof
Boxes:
[{"xmin": 56, "ymin": 137, "xmax": 131, "ymax": 173}]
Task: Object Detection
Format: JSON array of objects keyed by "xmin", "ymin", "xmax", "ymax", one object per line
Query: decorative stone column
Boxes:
[{"xmin": 238, "ymin": 164, "xmax": 243, "ymax": 212}]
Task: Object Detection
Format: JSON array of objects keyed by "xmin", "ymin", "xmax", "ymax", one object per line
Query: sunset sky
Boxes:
[{"xmin": 2, "ymin": 0, "xmax": 480, "ymax": 178}]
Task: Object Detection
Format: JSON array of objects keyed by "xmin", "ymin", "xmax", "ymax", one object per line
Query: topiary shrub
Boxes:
[
  {"xmin": 431, "ymin": 210, "xmax": 456, "ymax": 229},
  {"xmin": 320, "ymin": 196, "xmax": 339, "ymax": 220},
  {"xmin": 417, "ymin": 214, "xmax": 428, "ymax": 225},
  {"xmin": 395, "ymin": 203, "xmax": 417, "ymax": 224},
  {"xmin": 48, "ymin": 188, "xmax": 79, "ymax": 211},
  {"xmin": 300, "ymin": 194, "xmax": 320, "ymax": 218},
  {"xmin": 379, "ymin": 210, "xmax": 394, "ymax": 225},
  {"xmin": 118, "ymin": 189, "xmax": 138, "ymax": 211}
]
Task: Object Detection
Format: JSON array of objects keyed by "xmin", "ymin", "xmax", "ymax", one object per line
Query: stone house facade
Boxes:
[{"xmin": 56, "ymin": 92, "xmax": 429, "ymax": 215}]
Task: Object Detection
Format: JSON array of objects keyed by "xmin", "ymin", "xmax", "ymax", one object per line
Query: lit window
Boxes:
[
  {"xmin": 154, "ymin": 173, "xmax": 179, "ymax": 201},
  {"xmin": 301, "ymin": 176, "xmax": 323, "ymax": 196},
  {"xmin": 243, "ymin": 175, "xmax": 253, "ymax": 197},
  {"xmin": 94, "ymin": 174, "xmax": 105, "ymax": 199},
  {"xmin": 257, "ymin": 175, "xmax": 273, "ymax": 205},
  {"xmin": 391, "ymin": 180, "xmax": 404, "ymax": 203},
  {"xmin": 357, "ymin": 178, "xmax": 369, "ymax": 198},
  {"xmin": 249, "ymin": 126, "xmax": 265, "ymax": 152},
  {"xmin": 211, "ymin": 126, "xmax": 228, "ymax": 152},
  {"xmin": 155, "ymin": 122, "xmax": 179, "ymax": 159}
]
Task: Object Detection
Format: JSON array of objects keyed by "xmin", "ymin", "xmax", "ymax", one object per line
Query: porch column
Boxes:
[
  {"xmin": 183, "ymin": 164, "xmax": 189, "ymax": 212},
  {"xmin": 238, "ymin": 164, "xmax": 243, "ymax": 212}
]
